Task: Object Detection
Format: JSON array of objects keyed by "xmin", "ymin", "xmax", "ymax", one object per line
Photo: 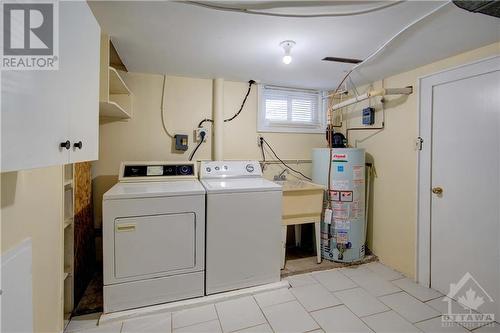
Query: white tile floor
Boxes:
[{"xmin": 66, "ymin": 262, "xmax": 499, "ymax": 333}]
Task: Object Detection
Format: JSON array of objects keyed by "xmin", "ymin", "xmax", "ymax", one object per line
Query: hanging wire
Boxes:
[
  {"xmin": 181, "ymin": 1, "xmax": 405, "ymax": 18},
  {"xmin": 161, "ymin": 74, "xmax": 175, "ymax": 139},
  {"xmin": 260, "ymin": 136, "xmax": 312, "ymax": 181}
]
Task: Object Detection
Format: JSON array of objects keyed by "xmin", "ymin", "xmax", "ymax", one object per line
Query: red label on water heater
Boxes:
[{"xmin": 332, "ymin": 153, "xmax": 347, "ymax": 160}]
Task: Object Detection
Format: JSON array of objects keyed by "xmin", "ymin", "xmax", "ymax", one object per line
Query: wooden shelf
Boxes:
[
  {"xmin": 99, "ymin": 101, "xmax": 131, "ymax": 119},
  {"xmin": 62, "ymin": 164, "xmax": 74, "ymax": 326},
  {"xmin": 64, "ymin": 312, "xmax": 71, "ymax": 329},
  {"xmin": 109, "ymin": 67, "xmax": 131, "ymax": 95},
  {"xmin": 64, "ymin": 217, "xmax": 73, "ymax": 229},
  {"xmin": 99, "ymin": 35, "xmax": 133, "ymax": 120},
  {"xmin": 64, "ymin": 179, "xmax": 73, "ymax": 188}
]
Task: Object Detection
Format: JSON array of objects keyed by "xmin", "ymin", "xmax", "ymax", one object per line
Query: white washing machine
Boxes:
[
  {"xmin": 200, "ymin": 161, "xmax": 282, "ymax": 295},
  {"xmin": 102, "ymin": 161, "xmax": 205, "ymax": 313}
]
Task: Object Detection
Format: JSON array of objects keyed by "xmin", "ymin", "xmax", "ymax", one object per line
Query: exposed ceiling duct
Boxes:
[
  {"xmin": 322, "ymin": 57, "xmax": 363, "ymax": 64},
  {"xmin": 453, "ymin": 1, "xmax": 500, "ymax": 18}
]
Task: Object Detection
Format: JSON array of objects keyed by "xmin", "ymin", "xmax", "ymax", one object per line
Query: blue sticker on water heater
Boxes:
[{"xmin": 337, "ymin": 165, "xmax": 344, "ymax": 172}]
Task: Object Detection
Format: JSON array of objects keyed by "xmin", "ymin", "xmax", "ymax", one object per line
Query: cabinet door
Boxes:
[
  {"xmin": 65, "ymin": 2, "xmax": 100, "ymax": 163},
  {"xmin": 1, "ymin": 48, "xmax": 70, "ymax": 171},
  {"xmin": 0, "ymin": 2, "xmax": 100, "ymax": 172}
]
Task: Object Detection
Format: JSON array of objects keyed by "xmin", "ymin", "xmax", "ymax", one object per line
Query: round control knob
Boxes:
[
  {"xmin": 215, "ymin": 166, "xmax": 220, "ymax": 171},
  {"xmin": 206, "ymin": 167, "xmax": 211, "ymax": 172},
  {"xmin": 246, "ymin": 164, "xmax": 255, "ymax": 173},
  {"xmin": 179, "ymin": 165, "xmax": 190, "ymax": 175}
]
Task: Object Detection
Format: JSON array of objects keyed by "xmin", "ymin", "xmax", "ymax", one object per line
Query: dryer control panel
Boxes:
[
  {"xmin": 119, "ymin": 161, "xmax": 197, "ymax": 182},
  {"xmin": 200, "ymin": 161, "xmax": 262, "ymax": 179}
]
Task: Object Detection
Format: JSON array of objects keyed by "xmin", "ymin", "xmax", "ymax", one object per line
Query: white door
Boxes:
[
  {"xmin": 63, "ymin": 1, "xmax": 100, "ymax": 163},
  {"xmin": 423, "ymin": 57, "xmax": 500, "ymax": 318}
]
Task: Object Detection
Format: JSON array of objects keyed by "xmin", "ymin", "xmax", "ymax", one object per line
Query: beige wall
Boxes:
[
  {"xmin": 1, "ymin": 166, "xmax": 63, "ymax": 333},
  {"xmin": 93, "ymin": 73, "xmax": 326, "ymax": 227},
  {"xmin": 344, "ymin": 42, "xmax": 500, "ymax": 278},
  {"xmin": 93, "ymin": 43, "xmax": 500, "ymax": 279}
]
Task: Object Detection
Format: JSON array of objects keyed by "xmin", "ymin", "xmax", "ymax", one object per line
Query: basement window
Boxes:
[{"xmin": 257, "ymin": 85, "xmax": 326, "ymax": 133}]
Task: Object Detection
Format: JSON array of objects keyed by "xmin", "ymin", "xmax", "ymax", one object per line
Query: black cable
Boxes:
[
  {"xmin": 197, "ymin": 118, "xmax": 213, "ymax": 128},
  {"xmin": 224, "ymin": 80, "xmax": 256, "ymax": 122},
  {"xmin": 259, "ymin": 137, "xmax": 266, "ymax": 162},
  {"xmin": 189, "ymin": 131, "xmax": 206, "ymax": 161},
  {"xmin": 197, "ymin": 80, "xmax": 256, "ymax": 128},
  {"xmin": 260, "ymin": 137, "xmax": 312, "ymax": 181}
]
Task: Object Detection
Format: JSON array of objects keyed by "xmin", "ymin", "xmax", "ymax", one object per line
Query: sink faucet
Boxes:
[{"xmin": 274, "ymin": 169, "xmax": 288, "ymax": 181}]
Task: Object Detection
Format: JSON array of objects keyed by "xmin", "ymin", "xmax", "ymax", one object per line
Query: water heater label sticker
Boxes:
[
  {"xmin": 336, "ymin": 231, "xmax": 348, "ymax": 244},
  {"xmin": 333, "ymin": 202, "xmax": 349, "ymax": 219},
  {"xmin": 350, "ymin": 201, "xmax": 362, "ymax": 218},
  {"xmin": 353, "ymin": 165, "xmax": 364, "ymax": 180},
  {"xmin": 332, "ymin": 180, "xmax": 349, "ymax": 190},
  {"xmin": 335, "ymin": 220, "xmax": 350, "ymax": 230},
  {"xmin": 330, "ymin": 191, "xmax": 340, "ymax": 201},
  {"xmin": 340, "ymin": 191, "xmax": 353, "ymax": 202}
]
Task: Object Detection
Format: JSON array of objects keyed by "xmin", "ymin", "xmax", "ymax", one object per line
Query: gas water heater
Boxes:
[{"xmin": 312, "ymin": 148, "xmax": 366, "ymax": 262}]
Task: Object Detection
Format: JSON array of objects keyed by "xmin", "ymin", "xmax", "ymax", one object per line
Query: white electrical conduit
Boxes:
[
  {"xmin": 161, "ymin": 74, "xmax": 175, "ymax": 139},
  {"xmin": 324, "ymin": 0, "xmax": 452, "ymax": 100},
  {"xmin": 331, "ymin": 87, "xmax": 413, "ymax": 110},
  {"xmin": 213, "ymin": 78, "xmax": 224, "ymax": 160},
  {"xmin": 181, "ymin": 1, "xmax": 405, "ymax": 18}
]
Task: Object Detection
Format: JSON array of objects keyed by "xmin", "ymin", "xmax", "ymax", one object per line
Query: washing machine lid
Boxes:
[
  {"xmin": 201, "ymin": 178, "xmax": 282, "ymax": 194},
  {"xmin": 103, "ymin": 180, "xmax": 205, "ymax": 200}
]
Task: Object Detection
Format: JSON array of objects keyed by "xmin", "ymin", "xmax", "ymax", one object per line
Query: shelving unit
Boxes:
[
  {"xmin": 99, "ymin": 34, "xmax": 133, "ymax": 119},
  {"xmin": 62, "ymin": 164, "xmax": 75, "ymax": 329}
]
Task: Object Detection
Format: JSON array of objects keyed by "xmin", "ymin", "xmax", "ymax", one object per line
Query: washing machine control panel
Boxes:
[
  {"xmin": 119, "ymin": 162, "xmax": 197, "ymax": 182},
  {"xmin": 200, "ymin": 161, "xmax": 262, "ymax": 179}
]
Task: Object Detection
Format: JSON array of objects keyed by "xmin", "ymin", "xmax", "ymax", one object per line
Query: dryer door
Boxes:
[{"xmin": 114, "ymin": 213, "xmax": 196, "ymax": 279}]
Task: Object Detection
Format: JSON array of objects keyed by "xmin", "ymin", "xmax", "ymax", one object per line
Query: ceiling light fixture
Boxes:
[{"xmin": 280, "ymin": 40, "xmax": 295, "ymax": 65}]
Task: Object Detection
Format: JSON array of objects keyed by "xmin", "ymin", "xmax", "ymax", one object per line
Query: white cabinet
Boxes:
[{"xmin": 1, "ymin": 2, "xmax": 100, "ymax": 172}]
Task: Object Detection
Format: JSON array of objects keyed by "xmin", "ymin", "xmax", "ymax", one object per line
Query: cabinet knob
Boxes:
[
  {"xmin": 60, "ymin": 140, "xmax": 71, "ymax": 150},
  {"xmin": 73, "ymin": 141, "xmax": 83, "ymax": 150}
]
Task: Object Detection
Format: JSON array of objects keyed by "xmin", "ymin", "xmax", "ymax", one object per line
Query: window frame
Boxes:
[{"xmin": 257, "ymin": 84, "xmax": 327, "ymax": 134}]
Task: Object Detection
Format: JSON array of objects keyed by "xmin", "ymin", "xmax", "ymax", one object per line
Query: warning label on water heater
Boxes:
[
  {"xmin": 353, "ymin": 165, "xmax": 364, "ymax": 181},
  {"xmin": 340, "ymin": 191, "xmax": 353, "ymax": 202}
]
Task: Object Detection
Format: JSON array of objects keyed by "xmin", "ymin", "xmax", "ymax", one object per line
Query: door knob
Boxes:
[
  {"xmin": 73, "ymin": 141, "xmax": 83, "ymax": 149},
  {"xmin": 432, "ymin": 187, "xmax": 443, "ymax": 195},
  {"xmin": 60, "ymin": 140, "xmax": 70, "ymax": 150}
]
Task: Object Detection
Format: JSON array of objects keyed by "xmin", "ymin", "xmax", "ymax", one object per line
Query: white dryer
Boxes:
[
  {"xmin": 200, "ymin": 161, "xmax": 282, "ymax": 295},
  {"xmin": 103, "ymin": 162, "xmax": 205, "ymax": 313}
]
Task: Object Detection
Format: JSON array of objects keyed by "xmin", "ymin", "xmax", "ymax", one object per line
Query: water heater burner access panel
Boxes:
[{"xmin": 119, "ymin": 162, "xmax": 197, "ymax": 182}]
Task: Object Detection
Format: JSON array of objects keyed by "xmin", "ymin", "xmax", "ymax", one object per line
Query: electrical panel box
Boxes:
[
  {"xmin": 174, "ymin": 134, "xmax": 189, "ymax": 151},
  {"xmin": 362, "ymin": 107, "xmax": 375, "ymax": 125}
]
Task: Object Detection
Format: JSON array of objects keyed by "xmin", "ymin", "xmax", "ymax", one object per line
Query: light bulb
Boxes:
[{"xmin": 280, "ymin": 40, "xmax": 295, "ymax": 65}]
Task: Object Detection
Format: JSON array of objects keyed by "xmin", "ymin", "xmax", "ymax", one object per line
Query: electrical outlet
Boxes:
[
  {"xmin": 257, "ymin": 135, "xmax": 263, "ymax": 147},
  {"xmin": 195, "ymin": 127, "xmax": 209, "ymax": 142}
]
